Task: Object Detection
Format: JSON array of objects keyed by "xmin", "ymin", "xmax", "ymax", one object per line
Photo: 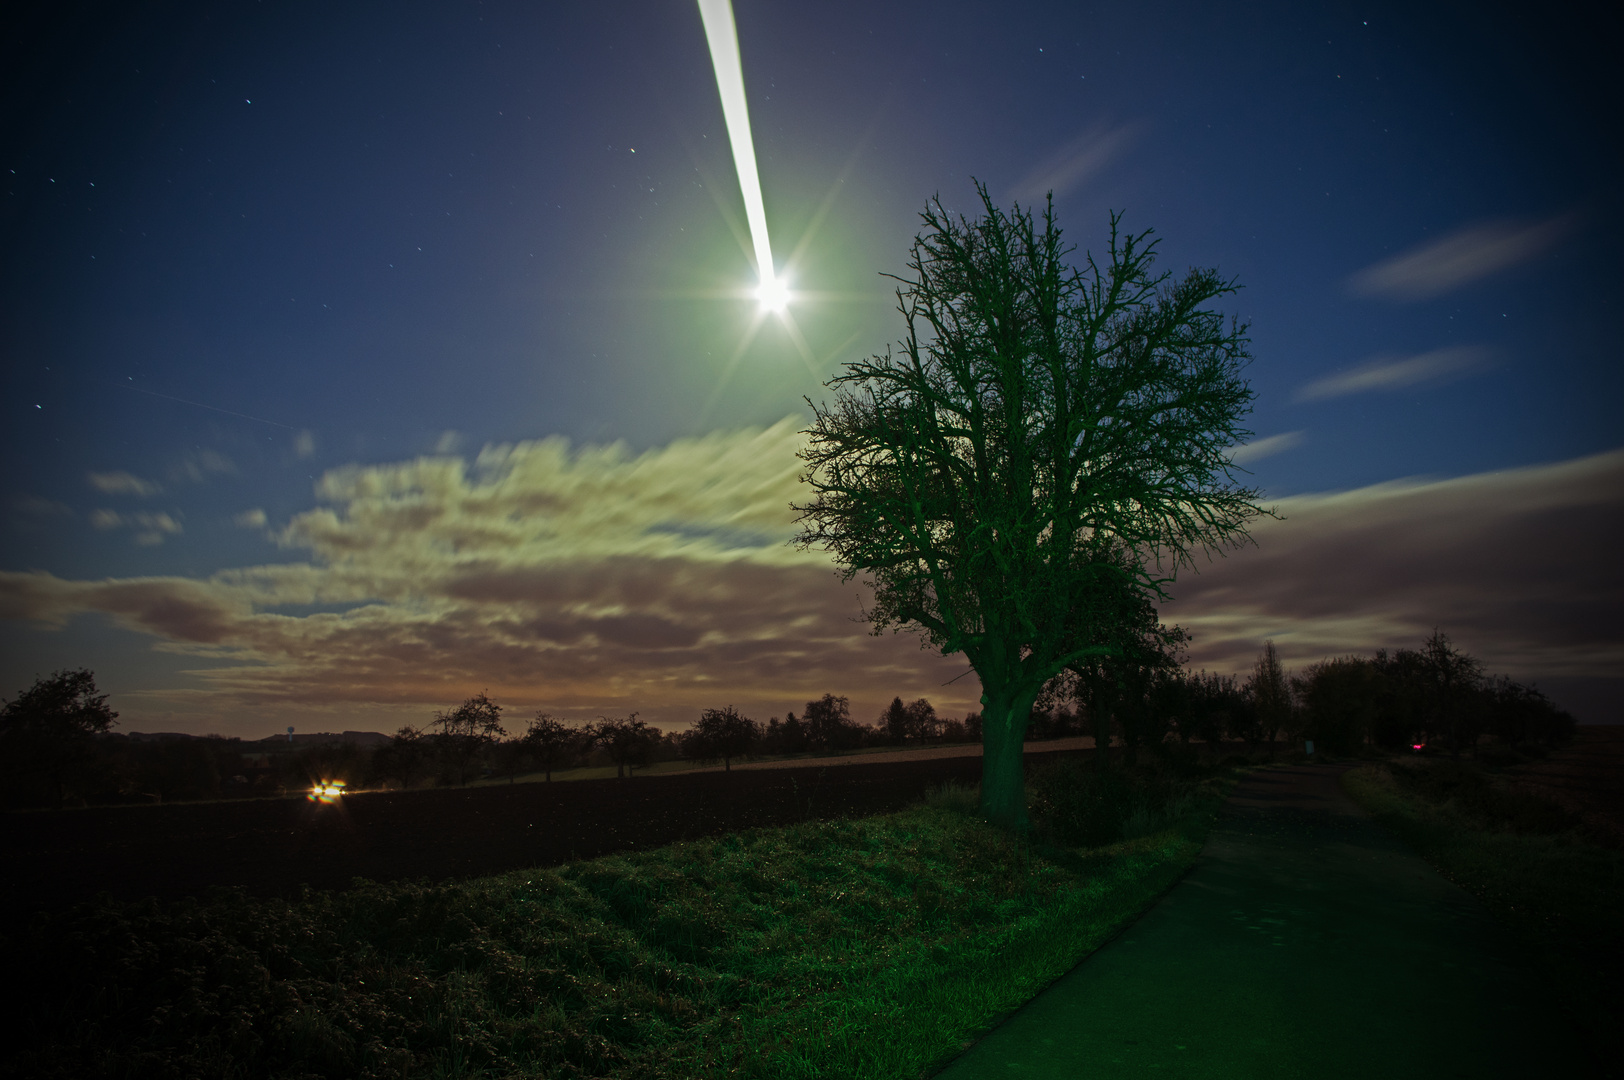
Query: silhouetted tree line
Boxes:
[
  {"xmin": 2, "ymin": 636, "xmax": 1572, "ymax": 808},
  {"xmin": 1048, "ymin": 630, "xmax": 1574, "ymax": 759}
]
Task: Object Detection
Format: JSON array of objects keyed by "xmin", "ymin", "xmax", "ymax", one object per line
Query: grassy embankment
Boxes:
[
  {"xmin": 5, "ymin": 754, "xmax": 1247, "ymax": 1080},
  {"xmin": 1342, "ymin": 755, "xmax": 1624, "ymax": 1075}
]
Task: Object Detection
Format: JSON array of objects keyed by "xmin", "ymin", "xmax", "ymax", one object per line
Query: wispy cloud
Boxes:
[
  {"xmin": 1011, "ymin": 121, "xmax": 1142, "ymax": 205},
  {"xmin": 233, "ymin": 509, "xmax": 268, "ymax": 528},
  {"xmin": 171, "ymin": 449, "xmax": 235, "ymax": 485},
  {"xmin": 1348, "ymin": 216, "xmax": 1573, "ymax": 301},
  {"xmin": 293, "ymin": 431, "xmax": 316, "ymax": 459},
  {"xmin": 1228, "ymin": 431, "xmax": 1304, "ymax": 465},
  {"xmin": 1295, "ymin": 346, "xmax": 1489, "ymax": 402},
  {"xmin": 88, "ymin": 510, "xmax": 184, "ymax": 545},
  {"xmin": 87, "ymin": 471, "xmax": 161, "ymax": 497},
  {"xmin": 15, "ymin": 496, "xmax": 73, "ymax": 519},
  {"xmin": 1162, "ymin": 449, "xmax": 1624, "ymax": 690},
  {"xmin": 433, "ymin": 431, "xmax": 461, "ymax": 455}
]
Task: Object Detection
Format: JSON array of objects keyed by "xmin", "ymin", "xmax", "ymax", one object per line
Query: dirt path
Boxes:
[{"xmin": 931, "ymin": 762, "xmax": 1596, "ymax": 1079}]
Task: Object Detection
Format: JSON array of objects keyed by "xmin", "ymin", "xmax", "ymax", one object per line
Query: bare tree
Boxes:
[
  {"xmin": 1420, "ymin": 630, "xmax": 1483, "ymax": 758},
  {"xmin": 1247, "ymin": 640, "xmax": 1292, "ymax": 755},
  {"xmin": 589, "ymin": 714, "xmax": 658, "ymax": 778},
  {"xmin": 796, "ymin": 183, "xmax": 1268, "ymax": 831},
  {"xmin": 524, "ymin": 713, "xmax": 586, "ymax": 782},
  {"xmin": 430, "ymin": 691, "xmax": 507, "ymax": 786}
]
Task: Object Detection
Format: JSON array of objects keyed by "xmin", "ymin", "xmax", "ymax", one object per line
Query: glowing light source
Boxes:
[
  {"xmin": 697, "ymin": 0, "xmax": 783, "ymax": 309},
  {"xmin": 308, "ymin": 779, "xmax": 346, "ymax": 803},
  {"xmin": 755, "ymin": 274, "xmax": 790, "ymax": 312}
]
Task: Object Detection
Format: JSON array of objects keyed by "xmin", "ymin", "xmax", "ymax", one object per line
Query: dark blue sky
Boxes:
[{"xmin": 3, "ymin": 0, "xmax": 1619, "ymax": 733}]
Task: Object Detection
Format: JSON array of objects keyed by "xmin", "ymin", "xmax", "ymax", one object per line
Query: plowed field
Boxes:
[{"xmin": 2, "ymin": 746, "xmax": 1097, "ymax": 917}]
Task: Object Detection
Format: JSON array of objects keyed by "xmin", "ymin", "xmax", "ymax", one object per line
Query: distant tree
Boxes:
[
  {"xmin": 1247, "ymin": 641, "xmax": 1292, "ymax": 754},
  {"xmin": 1187, "ymin": 670, "xmax": 1242, "ymax": 749},
  {"xmin": 1481, "ymin": 677, "xmax": 1575, "ymax": 749},
  {"xmin": 0, "ymin": 669, "xmax": 119, "ymax": 808},
  {"xmin": 1293, "ymin": 657, "xmax": 1381, "ymax": 754},
  {"xmin": 904, "ymin": 698, "xmax": 940, "ymax": 742},
  {"xmin": 1419, "ymin": 630, "xmax": 1482, "ymax": 758},
  {"xmin": 524, "ymin": 713, "xmax": 586, "ymax": 782},
  {"xmin": 590, "ymin": 714, "xmax": 659, "ymax": 778},
  {"xmin": 123, "ymin": 737, "xmax": 227, "ymax": 804},
  {"xmin": 802, "ymin": 694, "xmax": 860, "ymax": 753},
  {"xmin": 793, "ymin": 184, "xmax": 1267, "ymax": 832},
  {"xmin": 683, "ymin": 706, "xmax": 761, "ymax": 771},
  {"xmin": 489, "ymin": 738, "xmax": 531, "ymax": 784},
  {"xmin": 431, "ymin": 691, "xmax": 507, "ymax": 786},
  {"xmin": 372, "ymin": 725, "xmax": 431, "ymax": 789},
  {"xmin": 780, "ymin": 711, "xmax": 809, "ymax": 755},
  {"xmin": 881, "ymin": 696, "xmax": 910, "ymax": 745},
  {"xmin": 1370, "ymin": 648, "xmax": 1428, "ymax": 749}
]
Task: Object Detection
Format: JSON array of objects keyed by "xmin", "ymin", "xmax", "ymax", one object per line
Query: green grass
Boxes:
[
  {"xmin": 3, "ymin": 762, "xmax": 1240, "ymax": 1080},
  {"xmin": 1342, "ymin": 760, "xmax": 1624, "ymax": 1073}
]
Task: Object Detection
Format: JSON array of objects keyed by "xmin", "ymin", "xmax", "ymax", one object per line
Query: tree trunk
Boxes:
[{"xmin": 979, "ymin": 682, "xmax": 1038, "ymax": 833}]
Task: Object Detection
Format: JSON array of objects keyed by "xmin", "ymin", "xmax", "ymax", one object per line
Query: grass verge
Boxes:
[
  {"xmin": 1342, "ymin": 760, "xmax": 1623, "ymax": 1076},
  {"xmin": 3, "ymin": 762, "xmax": 1240, "ymax": 1080}
]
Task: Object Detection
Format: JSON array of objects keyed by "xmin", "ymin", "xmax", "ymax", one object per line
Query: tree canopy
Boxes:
[
  {"xmin": 0, "ymin": 668, "xmax": 119, "ymax": 808},
  {"xmin": 795, "ymin": 182, "xmax": 1269, "ymax": 830}
]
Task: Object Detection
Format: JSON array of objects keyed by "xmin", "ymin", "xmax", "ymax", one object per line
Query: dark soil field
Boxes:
[
  {"xmin": 1499, "ymin": 725, "xmax": 1624, "ymax": 847},
  {"xmin": 1, "ymin": 746, "xmax": 1099, "ymax": 918}
]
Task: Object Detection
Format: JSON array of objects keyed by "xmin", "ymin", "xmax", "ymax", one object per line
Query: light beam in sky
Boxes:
[{"xmin": 697, "ymin": 0, "xmax": 785, "ymax": 312}]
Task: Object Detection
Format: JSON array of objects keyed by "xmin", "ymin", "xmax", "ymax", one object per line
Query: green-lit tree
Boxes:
[
  {"xmin": 0, "ymin": 668, "xmax": 119, "ymax": 808},
  {"xmin": 795, "ymin": 184, "xmax": 1267, "ymax": 831}
]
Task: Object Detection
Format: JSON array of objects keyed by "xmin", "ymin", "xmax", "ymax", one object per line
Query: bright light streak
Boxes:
[{"xmin": 697, "ymin": 0, "xmax": 782, "ymax": 309}]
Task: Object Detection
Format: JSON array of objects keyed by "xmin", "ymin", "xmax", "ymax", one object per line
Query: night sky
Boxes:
[{"xmin": 3, "ymin": 0, "xmax": 1619, "ymax": 737}]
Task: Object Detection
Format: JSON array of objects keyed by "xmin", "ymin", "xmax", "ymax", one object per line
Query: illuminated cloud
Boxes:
[
  {"xmin": 234, "ymin": 508, "xmax": 268, "ymax": 528},
  {"xmin": 293, "ymin": 430, "xmax": 317, "ymax": 459},
  {"xmin": 87, "ymin": 471, "xmax": 162, "ymax": 497},
  {"xmin": 1295, "ymin": 346, "xmax": 1489, "ymax": 402},
  {"xmin": 5, "ymin": 423, "xmax": 1616, "ymax": 731},
  {"xmin": 1162, "ymin": 449, "xmax": 1624, "ymax": 688},
  {"xmin": 433, "ymin": 430, "xmax": 461, "ymax": 454},
  {"xmin": 1012, "ymin": 120, "xmax": 1142, "ymax": 205},
  {"xmin": 0, "ymin": 420, "xmax": 979, "ymax": 732},
  {"xmin": 1228, "ymin": 431, "xmax": 1304, "ymax": 465},
  {"xmin": 1348, "ymin": 216, "xmax": 1573, "ymax": 300}
]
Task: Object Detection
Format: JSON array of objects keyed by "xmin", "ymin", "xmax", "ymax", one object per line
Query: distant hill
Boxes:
[{"xmin": 253, "ymin": 731, "xmax": 393, "ymax": 747}]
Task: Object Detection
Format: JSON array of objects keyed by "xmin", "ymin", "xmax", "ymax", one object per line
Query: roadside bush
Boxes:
[{"xmin": 1026, "ymin": 757, "xmax": 1196, "ymax": 848}]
